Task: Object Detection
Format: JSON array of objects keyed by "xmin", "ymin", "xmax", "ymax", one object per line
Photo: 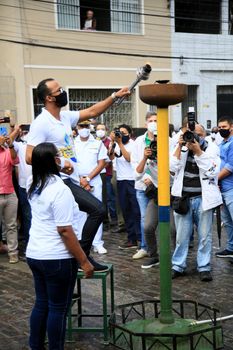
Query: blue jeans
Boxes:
[
  {"xmin": 172, "ymin": 196, "xmax": 213, "ymax": 273},
  {"xmin": 221, "ymin": 187, "xmax": 233, "ymax": 251},
  {"xmin": 27, "ymin": 258, "xmax": 77, "ymax": 350},
  {"xmin": 18, "ymin": 186, "xmax": 32, "ymax": 246},
  {"xmin": 136, "ymin": 190, "xmax": 149, "ymax": 250},
  {"xmin": 106, "ymin": 175, "xmax": 118, "ymax": 220},
  {"xmin": 117, "ymin": 180, "xmax": 141, "ymax": 242}
]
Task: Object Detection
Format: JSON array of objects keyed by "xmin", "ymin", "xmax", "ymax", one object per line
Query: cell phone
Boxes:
[
  {"xmin": 0, "ymin": 117, "xmax": 10, "ymax": 124},
  {"xmin": 20, "ymin": 124, "xmax": 30, "ymax": 132},
  {"xmin": 0, "ymin": 127, "xmax": 7, "ymax": 136}
]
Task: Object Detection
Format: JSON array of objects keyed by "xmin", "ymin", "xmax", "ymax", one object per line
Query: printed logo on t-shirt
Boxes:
[{"xmin": 59, "ymin": 133, "xmax": 77, "ymax": 162}]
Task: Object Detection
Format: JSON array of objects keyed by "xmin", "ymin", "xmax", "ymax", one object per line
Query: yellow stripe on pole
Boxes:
[{"xmin": 157, "ymin": 108, "xmax": 170, "ymax": 206}]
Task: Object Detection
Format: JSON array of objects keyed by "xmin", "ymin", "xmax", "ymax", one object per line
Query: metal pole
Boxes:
[{"xmin": 157, "ymin": 107, "xmax": 174, "ymax": 324}]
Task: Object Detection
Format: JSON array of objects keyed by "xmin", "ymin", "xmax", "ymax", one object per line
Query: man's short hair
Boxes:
[
  {"xmin": 145, "ymin": 111, "xmax": 156, "ymax": 121},
  {"xmin": 118, "ymin": 124, "xmax": 132, "ymax": 135},
  {"xmin": 218, "ymin": 116, "xmax": 233, "ymax": 125},
  {"xmin": 37, "ymin": 78, "xmax": 54, "ymax": 104}
]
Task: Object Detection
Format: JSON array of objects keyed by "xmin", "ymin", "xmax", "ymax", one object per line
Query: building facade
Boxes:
[
  {"xmin": 0, "ymin": 0, "xmax": 172, "ymax": 128},
  {"xmin": 170, "ymin": 0, "xmax": 233, "ymax": 130}
]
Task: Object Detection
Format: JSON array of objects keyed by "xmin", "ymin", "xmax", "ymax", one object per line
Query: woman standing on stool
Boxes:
[{"xmin": 26, "ymin": 142, "xmax": 93, "ymax": 350}]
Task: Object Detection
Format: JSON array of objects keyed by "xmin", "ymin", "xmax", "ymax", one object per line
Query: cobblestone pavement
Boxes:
[{"xmin": 0, "ymin": 221, "xmax": 233, "ymax": 350}]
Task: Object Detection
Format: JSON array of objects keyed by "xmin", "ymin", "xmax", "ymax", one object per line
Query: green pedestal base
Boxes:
[{"xmin": 112, "ymin": 318, "xmax": 223, "ymax": 350}]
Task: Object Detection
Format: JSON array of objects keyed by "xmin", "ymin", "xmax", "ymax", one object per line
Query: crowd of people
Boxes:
[{"xmin": 1, "ymin": 78, "xmax": 233, "ymax": 349}]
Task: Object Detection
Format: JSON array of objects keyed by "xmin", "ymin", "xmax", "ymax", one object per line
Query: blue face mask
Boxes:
[{"xmin": 199, "ymin": 137, "xmax": 205, "ymax": 146}]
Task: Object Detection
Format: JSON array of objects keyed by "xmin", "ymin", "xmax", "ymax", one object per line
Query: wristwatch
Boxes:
[
  {"xmin": 111, "ymin": 92, "xmax": 118, "ymax": 102},
  {"xmin": 86, "ymin": 176, "xmax": 91, "ymax": 182}
]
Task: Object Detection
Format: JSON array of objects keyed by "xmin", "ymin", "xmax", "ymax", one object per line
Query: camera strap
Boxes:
[{"xmin": 114, "ymin": 151, "xmax": 122, "ymax": 158}]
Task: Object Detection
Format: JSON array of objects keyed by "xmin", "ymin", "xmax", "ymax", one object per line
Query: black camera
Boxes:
[
  {"xmin": 183, "ymin": 108, "xmax": 199, "ymax": 143},
  {"xmin": 148, "ymin": 140, "xmax": 157, "ymax": 160},
  {"xmin": 114, "ymin": 128, "xmax": 122, "ymax": 138},
  {"xmin": 20, "ymin": 124, "xmax": 30, "ymax": 132}
]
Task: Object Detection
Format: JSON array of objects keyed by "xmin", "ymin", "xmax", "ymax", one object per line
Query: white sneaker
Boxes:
[
  {"xmin": 132, "ymin": 249, "xmax": 148, "ymax": 260},
  {"xmin": 93, "ymin": 246, "xmax": 108, "ymax": 255}
]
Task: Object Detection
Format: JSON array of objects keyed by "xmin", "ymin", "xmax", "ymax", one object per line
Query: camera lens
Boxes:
[
  {"xmin": 183, "ymin": 131, "xmax": 194, "ymax": 143},
  {"xmin": 114, "ymin": 128, "xmax": 121, "ymax": 137}
]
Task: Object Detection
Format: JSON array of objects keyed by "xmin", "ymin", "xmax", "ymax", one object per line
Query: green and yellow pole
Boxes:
[
  {"xmin": 139, "ymin": 83, "xmax": 187, "ymax": 326},
  {"xmin": 157, "ymin": 108, "xmax": 174, "ymax": 324}
]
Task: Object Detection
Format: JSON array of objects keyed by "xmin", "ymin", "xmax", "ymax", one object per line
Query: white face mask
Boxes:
[
  {"xmin": 210, "ymin": 133, "xmax": 216, "ymax": 139},
  {"xmin": 78, "ymin": 128, "xmax": 90, "ymax": 138},
  {"xmin": 147, "ymin": 121, "xmax": 157, "ymax": 135},
  {"xmin": 21, "ymin": 134, "xmax": 29, "ymax": 142},
  {"xmin": 96, "ymin": 129, "xmax": 105, "ymax": 138}
]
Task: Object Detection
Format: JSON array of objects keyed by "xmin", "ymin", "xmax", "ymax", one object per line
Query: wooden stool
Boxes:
[{"xmin": 66, "ymin": 263, "xmax": 114, "ymax": 344}]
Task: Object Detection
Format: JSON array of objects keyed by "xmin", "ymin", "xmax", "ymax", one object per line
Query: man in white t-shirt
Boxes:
[
  {"xmin": 26, "ymin": 78, "xmax": 129, "ymax": 271},
  {"xmin": 109, "ymin": 124, "xmax": 141, "ymax": 250}
]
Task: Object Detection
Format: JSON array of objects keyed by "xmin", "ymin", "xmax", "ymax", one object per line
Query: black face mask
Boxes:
[
  {"xmin": 54, "ymin": 90, "xmax": 68, "ymax": 108},
  {"xmin": 219, "ymin": 128, "xmax": 231, "ymax": 138},
  {"xmin": 122, "ymin": 135, "xmax": 130, "ymax": 144}
]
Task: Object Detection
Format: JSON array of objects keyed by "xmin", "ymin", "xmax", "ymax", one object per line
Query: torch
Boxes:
[{"xmin": 115, "ymin": 63, "xmax": 152, "ymax": 106}]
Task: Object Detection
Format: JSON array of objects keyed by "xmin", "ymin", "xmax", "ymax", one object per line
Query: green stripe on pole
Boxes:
[{"xmin": 159, "ymin": 221, "xmax": 174, "ymax": 324}]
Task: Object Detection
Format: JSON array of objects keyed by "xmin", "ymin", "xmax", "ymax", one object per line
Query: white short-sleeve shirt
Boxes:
[
  {"xmin": 27, "ymin": 108, "xmax": 80, "ymax": 184},
  {"xmin": 13, "ymin": 141, "xmax": 32, "ymax": 189},
  {"xmin": 26, "ymin": 175, "xmax": 81, "ymax": 260},
  {"xmin": 74, "ymin": 134, "xmax": 108, "ymax": 185},
  {"xmin": 115, "ymin": 139, "xmax": 135, "ymax": 181}
]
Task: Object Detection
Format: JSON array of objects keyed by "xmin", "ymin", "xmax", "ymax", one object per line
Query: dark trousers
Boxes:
[
  {"xmin": 100, "ymin": 173, "xmax": 109, "ymax": 222},
  {"xmin": 63, "ymin": 179, "xmax": 105, "ymax": 256},
  {"xmin": 117, "ymin": 180, "xmax": 141, "ymax": 242},
  {"xmin": 27, "ymin": 258, "xmax": 77, "ymax": 350},
  {"xmin": 18, "ymin": 186, "xmax": 32, "ymax": 247},
  {"xmin": 106, "ymin": 175, "xmax": 118, "ymax": 221}
]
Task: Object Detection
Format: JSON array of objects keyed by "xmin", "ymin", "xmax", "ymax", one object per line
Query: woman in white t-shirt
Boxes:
[{"xmin": 26, "ymin": 142, "xmax": 93, "ymax": 350}]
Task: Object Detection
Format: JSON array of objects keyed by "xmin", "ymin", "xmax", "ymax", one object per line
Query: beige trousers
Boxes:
[{"xmin": 0, "ymin": 193, "xmax": 18, "ymax": 255}]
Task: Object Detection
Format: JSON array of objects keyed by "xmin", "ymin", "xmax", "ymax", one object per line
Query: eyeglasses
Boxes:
[{"xmin": 49, "ymin": 87, "xmax": 64, "ymax": 96}]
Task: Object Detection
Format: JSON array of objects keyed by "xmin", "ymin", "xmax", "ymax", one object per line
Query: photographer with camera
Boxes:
[
  {"xmin": 131, "ymin": 112, "xmax": 158, "ymax": 264},
  {"xmin": 109, "ymin": 124, "xmax": 141, "ymax": 250},
  {"xmin": 170, "ymin": 121, "xmax": 222, "ymax": 282}
]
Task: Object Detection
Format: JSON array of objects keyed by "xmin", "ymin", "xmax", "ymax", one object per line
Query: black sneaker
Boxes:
[
  {"xmin": 171, "ymin": 269, "xmax": 185, "ymax": 279},
  {"xmin": 199, "ymin": 271, "xmax": 213, "ymax": 282},
  {"xmin": 141, "ymin": 257, "xmax": 159, "ymax": 269},
  {"xmin": 79, "ymin": 256, "xmax": 109, "ymax": 273},
  {"xmin": 118, "ymin": 241, "xmax": 138, "ymax": 250},
  {"xmin": 215, "ymin": 249, "xmax": 233, "ymax": 258}
]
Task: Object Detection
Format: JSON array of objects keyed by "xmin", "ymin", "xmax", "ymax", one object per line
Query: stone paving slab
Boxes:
[{"xmin": 0, "ymin": 223, "xmax": 233, "ymax": 350}]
